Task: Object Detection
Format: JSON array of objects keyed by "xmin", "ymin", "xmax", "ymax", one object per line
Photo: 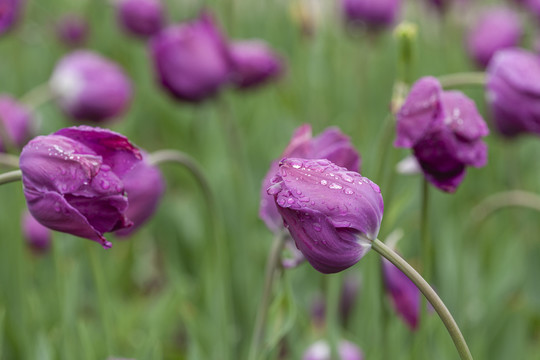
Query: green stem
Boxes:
[
  {"xmin": 374, "ymin": 114, "xmax": 395, "ymax": 185},
  {"xmin": 420, "ymin": 178, "xmax": 431, "ymax": 326},
  {"xmin": 248, "ymin": 232, "xmax": 287, "ymax": 360},
  {"xmin": 0, "ymin": 170, "xmax": 22, "ymax": 185},
  {"xmin": 437, "ymin": 72, "xmax": 486, "ymax": 89},
  {"xmin": 470, "ymin": 190, "xmax": 540, "ymax": 224},
  {"xmin": 325, "ymin": 273, "xmax": 342, "ymax": 359},
  {"xmin": 371, "ymin": 239, "xmax": 473, "ymax": 360},
  {"xmin": 0, "ymin": 154, "xmax": 19, "ymax": 168}
]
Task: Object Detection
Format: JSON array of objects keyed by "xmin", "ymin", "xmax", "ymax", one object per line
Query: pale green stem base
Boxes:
[
  {"xmin": 0, "ymin": 169, "xmax": 22, "ymax": 185},
  {"xmin": 437, "ymin": 72, "xmax": 486, "ymax": 89}
]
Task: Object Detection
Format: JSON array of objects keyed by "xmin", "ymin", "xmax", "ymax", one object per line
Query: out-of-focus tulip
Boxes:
[
  {"xmin": 49, "ymin": 50, "xmax": 132, "ymax": 122},
  {"xmin": 268, "ymin": 158, "xmax": 383, "ymax": 274},
  {"xmin": 229, "ymin": 40, "xmax": 283, "ymax": 89},
  {"xmin": 303, "ymin": 340, "xmax": 364, "ymax": 360},
  {"xmin": 22, "ymin": 210, "xmax": 51, "ymax": 254},
  {"xmin": 342, "ymin": 0, "xmax": 401, "ymax": 29},
  {"xmin": 395, "ymin": 76, "xmax": 489, "ymax": 192},
  {"xmin": 19, "ymin": 126, "xmax": 142, "ymax": 248},
  {"xmin": 0, "ymin": 95, "xmax": 32, "ymax": 151},
  {"xmin": 149, "ymin": 12, "xmax": 231, "ymax": 102},
  {"xmin": 117, "ymin": 0, "xmax": 163, "ymax": 38},
  {"xmin": 0, "ymin": 0, "xmax": 23, "ymax": 35},
  {"xmin": 56, "ymin": 14, "xmax": 88, "ymax": 47}
]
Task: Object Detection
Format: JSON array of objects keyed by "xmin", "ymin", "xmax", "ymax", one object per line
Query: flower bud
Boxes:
[
  {"xmin": 395, "ymin": 76, "xmax": 489, "ymax": 192},
  {"xmin": 486, "ymin": 48, "xmax": 540, "ymax": 137},
  {"xmin": 229, "ymin": 40, "xmax": 283, "ymax": 89},
  {"xmin": 268, "ymin": 158, "xmax": 383, "ymax": 274},
  {"xmin": 49, "ymin": 50, "xmax": 132, "ymax": 122},
  {"xmin": 303, "ymin": 340, "xmax": 364, "ymax": 360},
  {"xmin": 0, "ymin": 0, "xmax": 23, "ymax": 35},
  {"xmin": 56, "ymin": 14, "xmax": 89, "ymax": 47},
  {"xmin": 466, "ymin": 8, "xmax": 521, "ymax": 68},
  {"xmin": 19, "ymin": 126, "xmax": 142, "ymax": 248},
  {"xmin": 116, "ymin": 0, "xmax": 163, "ymax": 38},
  {"xmin": 22, "ymin": 210, "xmax": 51, "ymax": 254},
  {"xmin": 260, "ymin": 124, "xmax": 360, "ymax": 233},
  {"xmin": 0, "ymin": 95, "xmax": 33, "ymax": 151},
  {"xmin": 149, "ymin": 12, "xmax": 231, "ymax": 102},
  {"xmin": 342, "ymin": 0, "xmax": 401, "ymax": 29}
]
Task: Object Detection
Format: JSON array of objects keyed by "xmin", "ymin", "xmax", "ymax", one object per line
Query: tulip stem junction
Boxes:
[
  {"xmin": 437, "ymin": 72, "xmax": 486, "ymax": 89},
  {"xmin": 0, "ymin": 169, "xmax": 22, "ymax": 185},
  {"xmin": 372, "ymin": 238, "xmax": 473, "ymax": 360}
]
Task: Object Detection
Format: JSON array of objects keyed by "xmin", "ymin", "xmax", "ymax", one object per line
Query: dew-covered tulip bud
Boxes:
[
  {"xmin": 56, "ymin": 14, "xmax": 88, "ymax": 47},
  {"xmin": 0, "ymin": 95, "xmax": 32, "ymax": 151},
  {"xmin": 115, "ymin": 153, "xmax": 165, "ymax": 237},
  {"xmin": 117, "ymin": 0, "xmax": 163, "ymax": 38},
  {"xmin": 260, "ymin": 124, "xmax": 360, "ymax": 233},
  {"xmin": 19, "ymin": 126, "xmax": 142, "ymax": 248},
  {"xmin": 49, "ymin": 50, "xmax": 132, "ymax": 122},
  {"xmin": 268, "ymin": 158, "xmax": 383, "ymax": 274},
  {"xmin": 0, "ymin": 0, "xmax": 23, "ymax": 35},
  {"xmin": 303, "ymin": 340, "xmax": 364, "ymax": 360},
  {"xmin": 486, "ymin": 48, "xmax": 540, "ymax": 137},
  {"xmin": 395, "ymin": 76, "xmax": 489, "ymax": 192},
  {"xmin": 466, "ymin": 8, "xmax": 521, "ymax": 68},
  {"xmin": 382, "ymin": 257, "xmax": 420, "ymax": 330},
  {"xmin": 22, "ymin": 210, "xmax": 51, "ymax": 254},
  {"xmin": 149, "ymin": 12, "xmax": 231, "ymax": 102},
  {"xmin": 229, "ymin": 40, "xmax": 283, "ymax": 89},
  {"xmin": 342, "ymin": 0, "xmax": 401, "ymax": 29}
]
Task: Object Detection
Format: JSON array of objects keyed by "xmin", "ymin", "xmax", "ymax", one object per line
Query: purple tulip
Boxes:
[
  {"xmin": 229, "ymin": 40, "xmax": 283, "ymax": 89},
  {"xmin": 56, "ymin": 14, "xmax": 88, "ymax": 47},
  {"xmin": 303, "ymin": 340, "xmax": 364, "ymax": 360},
  {"xmin": 268, "ymin": 158, "xmax": 383, "ymax": 274},
  {"xmin": 0, "ymin": 95, "xmax": 32, "ymax": 151},
  {"xmin": 486, "ymin": 48, "xmax": 540, "ymax": 137},
  {"xmin": 342, "ymin": 0, "xmax": 401, "ymax": 29},
  {"xmin": 466, "ymin": 8, "xmax": 521, "ymax": 68},
  {"xmin": 525, "ymin": 0, "xmax": 540, "ymax": 19},
  {"xmin": 149, "ymin": 12, "xmax": 231, "ymax": 102},
  {"xmin": 19, "ymin": 126, "xmax": 142, "ymax": 248},
  {"xmin": 382, "ymin": 257, "xmax": 420, "ymax": 330},
  {"xmin": 22, "ymin": 210, "xmax": 51, "ymax": 254},
  {"xmin": 117, "ymin": 0, "xmax": 163, "ymax": 38},
  {"xmin": 0, "ymin": 0, "xmax": 23, "ymax": 35},
  {"xmin": 394, "ymin": 76, "xmax": 489, "ymax": 192},
  {"xmin": 49, "ymin": 50, "xmax": 132, "ymax": 122},
  {"xmin": 115, "ymin": 153, "xmax": 165, "ymax": 237},
  {"xmin": 260, "ymin": 124, "xmax": 361, "ymax": 233}
]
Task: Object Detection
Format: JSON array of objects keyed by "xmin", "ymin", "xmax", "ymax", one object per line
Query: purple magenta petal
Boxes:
[
  {"xmin": 117, "ymin": 0, "xmax": 163, "ymax": 38},
  {"xmin": 230, "ymin": 39, "xmax": 283, "ymax": 89},
  {"xmin": 0, "ymin": 95, "xmax": 33, "ymax": 151},
  {"xmin": 22, "ymin": 210, "xmax": 52, "ymax": 254}
]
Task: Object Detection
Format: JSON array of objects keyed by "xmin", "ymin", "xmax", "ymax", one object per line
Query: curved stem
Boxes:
[
  {"xmin": 470, "ymin": 190, "xmax": 540, "ymax": 223},
  {"xmin": 0, "ymin": 154, "xmax": 19, "ymax": 168},
  {"xmin": 372, "ymin": 239, "xmax": 473, "ymax": 360},
  {"xmin": 0, "ymin": 170, "xmax": 22, "ymax": 185},
  {"xmin": 437, "ymin": 72, "xmax": 486, "ymax": 89},
  {"xmin": 248, "ymin": 231, "xmax": 287, "ymax": 360}
]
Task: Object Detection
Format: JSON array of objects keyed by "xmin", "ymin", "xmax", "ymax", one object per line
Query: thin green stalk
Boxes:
[
  {"xmin": 371, "ymin": 239, "xmax": 473, "ymax": 360},
  {"xmin": 437, "ymin": 72, "xmax": 486, "ymax": 89},
  {"xmin": 374, "ymin": 114, "xmax": 395, "ymax": 185},
  {"xmin": 0, "ymin": 170, "xmax": 22, "ymax": 185},
  {"xmin": 420, "ymin": 178, "xmax": 431, "ymax": 323},
  {"xmin": 325, "ymin": 273, "xmax": 342, "ymax": 359}
]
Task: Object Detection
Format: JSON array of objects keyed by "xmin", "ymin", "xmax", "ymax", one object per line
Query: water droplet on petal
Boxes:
[
  {"xmin": 100, "ymin": 179, "xmax": 110, "ymax": 190},
  {"xmin": 313, "ymin": 223, "xmax": 322, "ymax": 232},
  {"xmin": 320, "ymin": 180, "xmax": 328, "ymax": 186},
  {"xmin": 329, "ymin": 183, "xmax": 342, "ymax": 190},
  {"xmin": 344, "ymin": 188, "xmax": 354, "ymax": 195}
]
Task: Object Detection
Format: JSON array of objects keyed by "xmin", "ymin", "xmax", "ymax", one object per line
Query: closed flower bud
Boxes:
[
  {"xmin": 56, "ymin": 14, "xmax": 88, "ymax": 47},
  {"xmin": 268, "ymin": 158, "xmax": 383, "ymax": 274},
  {"xmin": 395, "ymin": 76, "xmax": 489, "ymax": 192},
  {"xmin": 0, "ymin": 0, "xmax": 23, "ymax": 35},
  {"xmin": 486, "ymin": 48, "xmax": 540, "ymax": 137},
  {"xmin": 22, "ymin": 210, "xmax": 51, "ymax": 254},
  {"xmin": 260, "ymin": 124, "xmax": 360, "ymax": 233},
  {"xmin": 0, "ymin": 95, "xmax": 32, "ymax": 151},
  {"xmin": 49, "ymin": 50, "xmax": 132, "ymax": 122},
  {"xmin": 149, "ymin": 12, "xmax": 231, "ymax": 102},
  {"xmin": 466, "ymin": 8, "xmax": 521, "ymax": 68},
  {"xmin": 117, "ymin": 0, "xmax": 163, "ymax": 38},
  {"xmin": 342, "ymin": 0, "xmax": 401, "ymax": 29},
  {"xmin": 303, "ymin": 340, "xmax": 364, "ymax": 360},
  {"xmin": 229, "ymin": 40, "xmax": 283, "ymax": 89},
  {"xmin": 19, "ymin": 126, "xmax": 142, "ymax": 248}
]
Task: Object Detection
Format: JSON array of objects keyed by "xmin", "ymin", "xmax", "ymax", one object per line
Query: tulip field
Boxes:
[{"xmin": 2, "ymin": 0, "xmax": 540, "ymax": 359}]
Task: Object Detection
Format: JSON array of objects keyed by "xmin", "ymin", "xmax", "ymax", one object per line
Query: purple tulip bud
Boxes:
[
  {"xmin": 268, "ymin": 158, "xmax": 383, "ymax": 274},
  {"xmin": 149, "ymin": 12, "xmax": 231, "ymax": 102},
  {"xmin": 115, "ymin": 153, "xmax": 165, "ymax": 237},
  {"xmin": 49, "ymin": 50, "xmax": 132, "ymax": 122},
  {"xmin": 117, "ymin": 0, "xmax": 163, "ymax": 38},
  {"xmin": 303, "ymin": 340, "xmax": 364, "ymax": 360},
  {"xmin": 229, "ymin": 40, "xmax": 283, "ymax": 89},
  {"xmin": 395, "ymin": 77, "xmax": 489, "ymax": 192},
  {"xmin": 22, "ymin": 210, "xmax": 51, "ymax": 254},
  {"xmin": 260, "ymin": 124, "xmax": 361, "ymax": 233},
  {"xmin": 486, "ymin": 48, "xmax": 540, "ymax": 137},
  {"xmin": 466, "ymin": 8, "xmax": 521, "ymax": 68},
  {"xmin": 342, "ymin": 0, "xmax": 401, "ymax": 29},
  {"xmin": 0, "ymin": 95, "xmax": 32, "ymax": 151},
  {"xmin": 382, "ymin": 257, "xmax": 420, "ymax": 330},
  {"xmin": 56, "ymin": 14, "xmax": 89, "ymax": 47},
  {"xmin": 0, "ymin": 0, "xmax": 23, "ymax": 35},
  {"xmin": 19, "ymin": 126, "xmax": 142, "ymax": 248}
]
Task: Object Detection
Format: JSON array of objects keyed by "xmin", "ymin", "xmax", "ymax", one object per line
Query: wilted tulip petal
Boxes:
[
  {"xmin": 56, "ymin": 14, "xmax": 88, "ymax": 47},
  {"xmin": 303, "ymin": 339, "xmax": 364, "ymax": 360},
  {"xmin": 22, "ymin": 210, "xmax": 51, "ymax": 254},
  {"xmin": 0, "ymin": 95, "xmax": 33, "ymax": 151},
  {"xmin": 117, "ymin": 0, "xmax": 163, "ymax": 38},
  {"xmin": 342, "ymin": 0, "xmax": 401, "ymax": 29},
  {"xmin": 0, "ymin": 0, "xmax": 23, "ymax": 35},
  {"xmin": 230, "ymin": 40, "xmax": 283, "ymax": 89}
]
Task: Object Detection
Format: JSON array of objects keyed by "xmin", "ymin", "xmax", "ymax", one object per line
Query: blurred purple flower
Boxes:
[
  {"xmin": 22, "ymin": 210, "xmax": 51, "ymax": 254},
  {"xmin": 56, "ymin": 14, "xmax": 88, "ymax": 47},
  {"xmin": 466, "ymin": 8, "xmax": 521, "ymax": 68},
  {"xmin": 49, "ymin": 50, "xmax": 132, "ymax": 122},
  {"xmin": 268, "ymin": 158, "xmax": 383, "ymax": 274},
  {"xmin": 342, "ymin": 0, "xmax": 401, "ymax": 29},
  {"xmin": 117, "ymin": 0, "xmax": 163, "ymax": 38},
  {"xmin": 0, "ymin": 0, "xmax": 23, "ymax": 35},
  {"xmin": 19, "ymin": 126, "xmax": 142, "ymax": 248},
  {"xmin": 149, "ymin": 11, "xmax": 231, "ymax": 102},
  {"xmin": 486, "ymin": 48, "xmax": 540, "ymax": 137},
  {"xmin": 0, "ymin": 95, "xmax": 32, "ymax": 151},
  {"xmin": 395, "ymin": 76, "xmax": 489, "ymax": 192},
  {"xmin": 260, "ymin": 124, "xmax": 360, "ymax": 233},
  {"xmin": 229, "ymin": 40, "xmax": 283, "ymax": 89},
  {"xmin": 303, "ymin": 340, "xmax": 364, "ymax": 360}
]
